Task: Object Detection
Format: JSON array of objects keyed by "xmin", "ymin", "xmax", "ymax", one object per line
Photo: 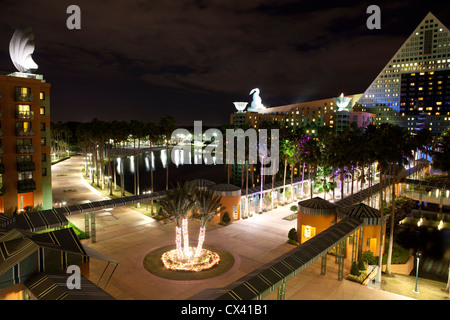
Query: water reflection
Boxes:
[{"xmin": 113, "ymin": 147, "xmax": 226, "ymax": 195}]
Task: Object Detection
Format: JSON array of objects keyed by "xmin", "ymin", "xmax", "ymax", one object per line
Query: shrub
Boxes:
[
  {"xmin": 358, "ymin": 259, "xmax": 367, "ymax": 270},
  {"xmin": 350, "ymin": 261, "xmax": 361, "ymax": 276},
  {"xmin": 221, "ymin": 212, "xmax": 231, "ymax": 224},
  {"xmin": 288, "ymin": 228, "xmax": 298, "ymax": 242},
  {"xmin": 290, "ymin": 205, "xmax": 298, "ymax": 212},
  {"xmin": 362, "ymin": 250, "xmax": 377, "ymax": 265}
]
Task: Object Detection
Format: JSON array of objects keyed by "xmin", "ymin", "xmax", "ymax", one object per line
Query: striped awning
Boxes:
[
  {"xmin": 337, "ymin": 203, "xmax": 382, "ymax": 225},
  {"xmin": 25, "ymin": 272, "xmax": 115, "ymax": 300},
  {"xmin": 7, "ymin": 191, "xmax": 167, "ymax": 233},
  {"xmin": 298, "ymin": 197, "xmax": 337, "ymax": 216},
  {"xmin": 215, "ymin": 217, "xmax": 363, "ymax": 300},
  {"xmin": 13, "ymin": 209, "xmax": 68, "ymax": 232}
]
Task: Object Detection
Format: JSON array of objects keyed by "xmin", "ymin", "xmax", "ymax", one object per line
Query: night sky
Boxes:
[{"xmin": 0, "ymin": 0, "xmax": 449, "ymax": 126}]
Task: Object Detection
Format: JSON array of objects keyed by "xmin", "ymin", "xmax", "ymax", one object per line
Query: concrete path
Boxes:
[{"xmin": 51, "ymin": 155, "xmax": 414, "ymax": 300}]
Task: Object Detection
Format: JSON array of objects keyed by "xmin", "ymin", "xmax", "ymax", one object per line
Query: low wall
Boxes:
[{"xmin": 381, "ymin": 255, "xmax": 414, "ymax": 275}]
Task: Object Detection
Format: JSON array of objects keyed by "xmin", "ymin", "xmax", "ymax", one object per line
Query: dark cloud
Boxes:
[{"xmin": 0, "ymin": 0, "xmax": 449, "ymax": 125}]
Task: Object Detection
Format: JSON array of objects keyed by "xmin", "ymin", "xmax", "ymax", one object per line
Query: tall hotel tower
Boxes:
[{"xmin": 0, "ymin": 27, "xmax": 52, "ymax": 214}]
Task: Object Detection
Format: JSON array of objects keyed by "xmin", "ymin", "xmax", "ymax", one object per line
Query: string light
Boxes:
[{"xmin": 161, "ymin": 248, "xmax": 220, "ymax": 272}]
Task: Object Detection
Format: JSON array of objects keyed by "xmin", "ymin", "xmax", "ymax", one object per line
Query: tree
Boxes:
[
  {"xmin": 146, "ymin": 122, "xmax": 161, "ymax": 213},
  {"xmin": 159, "ymin": 116, "xmax": 177, "ymax": 190},
  {"xmin": 313, "ymin": 166, "xmax": 336, "ymax": 200},
  {"xmin": 432, "ymin": 128, "xmax": 450, "ymax": 180},
  {"xmin": 193, "ymin": 188, "xmax": 222, "ymax": 257},
  {"xmin": 159, "ymin": 181, "xmax": 196, "ymax": 259}
]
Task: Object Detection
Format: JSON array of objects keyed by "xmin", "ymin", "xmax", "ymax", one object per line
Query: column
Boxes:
[
  {"xmin": 321, "ymin": 254, "xmax": 327, "ymax": 275},
  {"xmin": 84, "ymin": 212, "xmax": 90, "ymax": 236},
  {"xmin": 277, "ymin": 282, "xmax": 286, "ymax": 300},
  {"xmin": 90, "ymin": 211, "xmax": 96, "ymax": 243}
]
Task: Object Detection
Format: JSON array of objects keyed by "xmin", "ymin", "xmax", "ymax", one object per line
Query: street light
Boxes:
[{"xmin": 413, "ymin": 250, "xmax": 422, "ymax": 293}]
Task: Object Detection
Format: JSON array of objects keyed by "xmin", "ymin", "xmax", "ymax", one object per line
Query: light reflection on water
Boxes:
[{"xmin": 112, "ymin": 148, "xmax": 227, "ymax": 194}]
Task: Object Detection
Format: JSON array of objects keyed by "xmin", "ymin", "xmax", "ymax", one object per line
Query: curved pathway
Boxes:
[{"xmin": 51, "ymin": 155, "xmax": 413, "ymax": 300}]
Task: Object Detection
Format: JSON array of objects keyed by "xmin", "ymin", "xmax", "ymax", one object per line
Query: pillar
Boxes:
[
  {"xmin": 90, "ymin": 211, "xmax": 96, "ymax": 243},
  {"xmin": 277, "ymin": 282, "xmax": 286, "ymax": 300},
  {"xmin": 84, "ymin": 212, "xmax": 90, "ymax": 236},
  {"xmin": 321, "ymin": 255, "xmax": 327, "ymax": 275}
]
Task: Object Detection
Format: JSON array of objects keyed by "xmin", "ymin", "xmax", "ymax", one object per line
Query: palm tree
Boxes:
[
  {"xmin": 159, "ymin": 116, "xmax": 177, "ymax": 190},
  {"xmin": 313, "ymin": 166, "xmax": 336, "ymax": 200},
  {"xmin": 384, "ymin": 125, "xmax": 413, "ymax": 275},
  {"xmin": 159, "ymin": 181, "xmax": 196, "ymax": 259},
  {"xmin": 193, "ymin": 188, "xmax": 222, "ymax": 257},
  {"xmin": 303, "ymin": 137, "xmax": 321, "ymax": 198},
  {"xmin": 432, "ymin": 128, "xmax": 450, "ymax": 180},
  {"xmin": 146, "ymin": 122, "xmax": 160, "ymax": 213}
]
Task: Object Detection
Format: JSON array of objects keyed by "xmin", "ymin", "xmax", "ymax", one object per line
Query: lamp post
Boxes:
[{"xmin": 413, "ymin": 250, "xmax": 421, "ymax": 293}]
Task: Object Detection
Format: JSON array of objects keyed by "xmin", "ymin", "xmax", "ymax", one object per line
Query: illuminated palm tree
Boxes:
[
  {"xmin": 193, "ymin": 189, "xmax": 222, "ymax": 257},
  {"xmin": 160, "ymin": 181, "xmax": 196, "ymax": 259}
]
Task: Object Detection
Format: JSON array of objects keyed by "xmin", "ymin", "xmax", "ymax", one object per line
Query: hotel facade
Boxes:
[
  {"xmin": 231, "ymin": 12, "xmax": 450, "ymax": 137},
  {"xmin": 0, "ymin": 73, "xmax": 52, "ymax": 214}
]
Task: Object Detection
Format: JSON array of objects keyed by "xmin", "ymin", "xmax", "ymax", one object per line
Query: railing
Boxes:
[
  {"xmin": 15, "ymin": 110, "xmax": 34, "ymax": 120},
  {"xmin": 15, "ymin": 128, "xmax": 34, "ymax": 137},
  {"xmin": 17, "ymin": 180, "xmax": 36, "ymax": 193},
  {"xmin": 17, "ymin": 161, "xmax": 35, "ymax": 172},
  {"xmin": 15, "ymin": 93, "xmax": 34, "ymax": 102},
  {"xmin": 16, "ymin": 145, "xmax": 35, "ymax": 154}
]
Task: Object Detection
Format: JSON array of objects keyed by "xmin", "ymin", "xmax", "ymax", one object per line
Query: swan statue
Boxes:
[{"xmin": 247, "ymin": 88, "xmax": 265, "ymax": 111}]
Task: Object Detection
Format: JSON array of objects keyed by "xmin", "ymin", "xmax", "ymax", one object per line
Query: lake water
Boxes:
[{"xmin": 112, "ymin": 147, "xmax": 228, "ymax": 193}]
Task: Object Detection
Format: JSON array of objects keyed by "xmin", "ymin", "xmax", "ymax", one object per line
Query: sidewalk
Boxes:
[{"xmin": 51, "ymin": 155, "xmax": 414, "ymax": 300}]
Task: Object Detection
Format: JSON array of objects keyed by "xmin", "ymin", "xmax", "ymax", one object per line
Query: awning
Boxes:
[
  {"xmin": 24, "ymin": 272, "xmax": 115, "ymax": 300},
  {"xmin": 298, "ymin": 197, "xmax": 337, "ymax": 216},
  {"xmin": 214, "ymin": 217, "xmax": 363, "ymax": 300},
  {"xmin": 337, "ymin": 203, "xmax": 383, "ymax": 225}
]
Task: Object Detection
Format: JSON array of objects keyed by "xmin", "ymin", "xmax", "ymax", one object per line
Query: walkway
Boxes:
[{"xmin": 47, "ymin": 155, "xmax": 413, "ymax": 300}]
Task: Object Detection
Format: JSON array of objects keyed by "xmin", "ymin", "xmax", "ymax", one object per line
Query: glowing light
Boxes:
[
  {"xmin": 417, "ymin": 218, "xmax": 423, "ymax": 227},
  {"xmin": 161, "ymin": 248, "xmax": 220, "ymax": 272},
  {"xmin": 438, "ymin": 220, "xmax": 443, "ymax": 230},
  {"xmin": 161, "ymin": 149, "xmax": 167, "ymax": 168}
]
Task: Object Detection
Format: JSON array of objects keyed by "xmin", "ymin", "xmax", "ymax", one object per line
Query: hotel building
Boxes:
[
  {"xmin": 231, "ymin": 12, "xmax": 450, "ymax": 137},
  {"xmin": 0, "ymin": 73, "xmax": 52, "ymax": 214}
]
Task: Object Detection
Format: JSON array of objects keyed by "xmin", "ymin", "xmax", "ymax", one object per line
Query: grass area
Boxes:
[
  {"xmin": 35, "ymin": 221, "xmax": 89, "ymax": 240},
  {"xmin": 381, "ymin": 273, "xmax": 449, "ymax": 300},
  {"xmin": 143, "ymin": 244, "xmax": 235, "ymax": 281}
]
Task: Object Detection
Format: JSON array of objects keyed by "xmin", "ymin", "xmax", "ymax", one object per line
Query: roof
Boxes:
[
  {"xmin": 210, "ymin": 183, "xmax": 241, "ymax": 196},
  {"xmin": 298, "ymin": 197, "xmax": 338, "ymax": 216},
  {"xmin": 25, "ymin": 272, "xmax": 115, "ymax": 300},
  {"xmin": 212, "ymin": 217, "xmax": 363, "ymax": 300},
  {"xmin": 190, "ymin": 178, "xmax": 216, "ymax": 189},
  {"xmin": 337, "ymin": 203, "xmax": 382, "ymax": 225}
]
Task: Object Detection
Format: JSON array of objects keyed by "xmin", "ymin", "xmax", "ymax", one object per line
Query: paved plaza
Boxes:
[{"xmin": 52, "ymin": 156, "xmax": 414, "ymax": 300}]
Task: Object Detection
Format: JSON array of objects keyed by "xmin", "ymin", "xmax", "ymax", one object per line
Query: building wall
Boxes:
[
  {"xmin": 0, "ymin": 74, "xmax": 52, "ymax": 214},
  {"xmin": 296, "ymin": 212, "xmax": 336, "ymax": 244}
]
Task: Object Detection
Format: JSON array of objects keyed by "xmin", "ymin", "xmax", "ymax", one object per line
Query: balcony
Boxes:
[
  {"xmin": 18, "ymin": 180, "xmax": 36, "ymax": 193},
  {"xmin": 16, "ymin": 110, "xmax": 34, "ymax": 120},
  {"xmin": 17, "ymin": 161, "xmax": 35, "ymax": 172},
  {"xmin": 16, "ymin": 128, "xmax": 34, "ymax": 137},
  {"xmin": 15, "ymin": 93, "xmax": 34, "ymax": 102},
  {"xmin": 16, "ymin": 145, "xmax": 35, "ymax": 154}
]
